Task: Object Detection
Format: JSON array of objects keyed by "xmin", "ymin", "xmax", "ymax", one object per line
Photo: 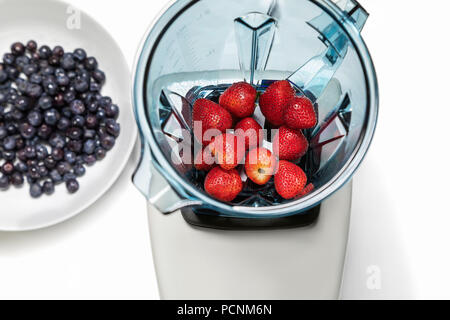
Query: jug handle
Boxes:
[
  {"xmin": 132, "ymin": 140, "xmax": 202, "ymax": 214},
  {"xmin": 330, "ymin": 0, "xmax": 369, "ymax": 32}
]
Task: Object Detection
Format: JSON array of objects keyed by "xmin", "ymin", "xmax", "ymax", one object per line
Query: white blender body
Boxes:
[{"xmin": 133, "ymin": 0, "xmax": 378, "ymax": 299}]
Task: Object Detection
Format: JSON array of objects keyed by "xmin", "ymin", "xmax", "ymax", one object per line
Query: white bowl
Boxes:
[{"xmin": 0, "ymin": 0, "xmax": 137, "ymax": 231}]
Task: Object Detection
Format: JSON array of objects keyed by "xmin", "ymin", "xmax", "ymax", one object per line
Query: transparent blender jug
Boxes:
[
  {"xmin": 133, "ymin": 0, "xmax": 378, "ymax": 300},
  {"xmin": 133, "ymin": 0, "xmax": 378, "ymax": 220}
]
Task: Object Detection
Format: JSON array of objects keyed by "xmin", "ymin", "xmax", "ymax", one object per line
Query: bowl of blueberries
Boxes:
[{"xmin": 0, "ymin": 0, "xmax": 136, "ymax": 231}]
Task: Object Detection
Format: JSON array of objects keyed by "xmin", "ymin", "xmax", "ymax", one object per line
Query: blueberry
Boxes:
[
  {"xmin": 99, "ymin": 96, "xmax": 112, "ymax": 108},
  {"xmin": 24, "ymin": 145, "xmax": 36, "ymax": 159},
  {"xmin": 83, "ymin": 154, "xmax": 97, "ymax": 166},
  {"xmin": 3, "ymin": 53, "xmax": 15, "ymax": 65},
  {"xmin": 11, "ymin": 172, "xmax": 24, "ymax": 186},
  {"xmin": 30, "ymin": 73, "xmax": 42, "ymax": 84},
  {"xmin": 105, "ymin": 104, "xmax": 119, "ymax": 119},
  {"xmin": 70, "ymin": 100, "xmax": 85, "ymax": 115},
  {"xmin": 61, "ymin": 53, "xmax": 76, "ymax": 70},
  {"xmin": 68, "ymin": 140, "xmax": 82, "ymax": 153},
  {"xmin": 72, "ymin": 115, "xmax": 85, "ymax": 127},
  {"xmin": 16, "ymin": 162, "xmax": 28, "ymax": 173},
  {"xmin": 30, "ymin": 183, "xmax": 42, "ymax": 198},
  {"xmin": 44, "ymin": 156, "xmax": 57, "ymax": 169},
  {"xmin": 43, "ymin": 77, "xmax": 58, "ymax": 95},
  {"xmin": 17, "ymin": 149, "xmax": 27, "ymax": 161},
  {"xmin": 0, "ymin": 70, "xmax": 8, "ymax": 83},
  {"xmin": 38, "ymin": 165, "xmax": 48, "ymax": 178},
  {"xmin": 64, "ymin": 91, "xmax": 76, "ymax": 103},
  {"xmin": 15, "ymin": 96, "xmax": 31, "ymax": 111},
  {"xmin": 49, "ymin": 133, "xmax": 65, "ymax": 148},
  {"xmin": 66, "ymin": 179, "xmax": 79, "ymax": 194},
  {"xmin": 37, "ymin": 124, "xmax": 52, "ymax": 139},
  {"xmin": 73, "ymin": 164, "xmax": 86, "ymax": 177},
  {"xmin": 92, "ymin": 69, "xmax": 105, "ymax": 84},
  {"xmin": 84, "ymin": 57, "xmax": 98, "ymax": 70},
  {"xmin": 51, "ymin": 148, "xmax": 64, "ymax": 161},
  {"xmin": 52, "ymin": 46, "xmax": 64, "ymax": 57},
  {"xmin": 85, "ymin": 114, "xmax": 98, "ymax": 129},
  {"xmin": 26, "ymin": 83, "xmax": 43, "ymax": 98},
  {"xmin": 0, "ymin": 175, "xmax": 10, "ymax": 189},
  {"xmin": 87, "ymin": 101, "xmax": 98, "ymax": 112},
  {"xmin": 19, "ymin": 123, "xmax": 36, "ymax": 139},
  {"xmin": 105, "ymin": 119, "xmax": 121, "ymax": 137},
  {"xmin": 54, "ymin": 93, "xmax": 65, "ymax": 107},
  {"xmin": 15, "ymin": 56, "xmax": 30, "ymax": 67},
  {"xmin": 96, "ymin": 108, "xmax": 106, "ymax": 119},
  {"xmin": 6, "ymin": 66, "xmax": 19, "ymax": 79},
  {"xmin": 56, "ymin": 74, "xmax": 70, "ymax": 86},
  {"xmin": 73, "ymin": 48, "xmax": 87, "ymax": 61},
  {"xmin": 35, "ymin": 144, "xmax": 49, "ymax": 160},
  {"xmin": 23, "ymin": 64, "xmax": 38, "ymax": 76},
  {"xmin": 57, "ymin": 117, "xmax": 70, "ymax": 130},
  {"xmin": 90, "ymin": 82, "xmax": 101, "ymax": 92},
  {"xmin": 0, "ymin": 126, "xmax": 7, "ymax": 139},
  {"xmin": 28, "ymin": 110, "xmax": 43, "ymax": 127},
  {"xmin": 74, "ymin": 78, "xmax": 89, "ymax": 93},
  {"xmin": 3, "ymin": 136, "xmax": 16, "ymax": 150},
  {"xmin": 67, "ymin": 127, "xmax": 83, "ymax": 140},
  {"xmin": 83, "ymin": 139, "xmax": 96, "ymax": 154},
  {"xmin": 1, "ymin": 162, "xmax": 15, "ymax": 175},
  {"xmin": 11, "ymin": 42, "xmax": 25, "ymax": 56},
  {"xmin": 39, "ymin": 45, "xmax": 52, "ymax": 59},
  {"xmin": 44, "ymin": 109, "xmax": 60, "ymax": 125},
  {"xmin": 49, "ymin": 169, "xmax": 62, "ymax": 183},
  {"xmin": 26, "ymin": 40, "xmax": 37, "ymax": 52},
  {"xmin": 6, "ymin": 123, "xmax": 17, "ymax": 134},
  {"xmin": 84, "ymin": 129, "xmax": 96, "ymax": 139},
  {"xmin": 3, "ymin": 150, "xmax": 15, "ymax": 161},
  {"xmin": 63, "ymin": 172, "xmax": 76, "ymax": 182}
]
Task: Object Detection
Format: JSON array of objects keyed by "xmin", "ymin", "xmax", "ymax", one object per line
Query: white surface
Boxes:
[
  {"xmin": 0, "ymin": 0, "xmax": 136, "ymax": 231},
  {"xmin": 149, "ymin": 183, "xmax": 352, "ymax": 300},
  {"xmin": 0, "ymin": 0, "xmax": 449, "ymax": 300}
]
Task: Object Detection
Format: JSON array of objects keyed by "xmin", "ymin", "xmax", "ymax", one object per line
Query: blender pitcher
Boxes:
[{"xmin": 133, "ymin": 0, "xmax": 378, "ymax": 299}]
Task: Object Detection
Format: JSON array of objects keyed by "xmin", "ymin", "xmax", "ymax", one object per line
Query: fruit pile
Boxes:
[
  {"xmin": 0, "ymin": 41, "xmax": 120, "ymax": 198},
  {"xmin": 192, "ymin": 80, "xmax": 317, "ymax": 203}
]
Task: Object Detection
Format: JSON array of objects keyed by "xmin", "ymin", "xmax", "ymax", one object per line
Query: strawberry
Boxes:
[
  {"xmin": 298, "ymin": 183, "xmax": 314, "ymax": 198},
  {"xmin": 259, "ymin": 80, "xmax": 295, "ymax": 126},
  {"xmin": 273, "ymin": 126, "xmax": 309, "ymax": 161},
  {"xmin": 283, "ymin": 96, "xmax": 317, "ymax": 130},
  {"xmin": 235, "ymin": 117, "xmax": 263, "ymax": 151},
  {"xmin": 192, "ymin": 98, "xmax": 233, "ymax": 145},
  {"xmin": 219, "ymin": 82, "xmax": 257, "ymax": 118},
  {"xmin": 204, "ymin": 167, "xmax": 243, "ymax": 202},
  {"xmin": 245, "ymin": 147, "xmax": 277, "ymax": 185},
  {"xmin": 209, "ymin": 133, "xmax": 245, "ymax": 170},
  {"xmin": 274, "ymin": 160, "xmax": 307, "ymax": 200},
  {"xmin": 194, "ymin": 146, "xmax": 215, "ymax": 172}
]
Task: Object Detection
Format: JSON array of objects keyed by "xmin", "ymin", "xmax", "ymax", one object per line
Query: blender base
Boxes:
[{"xmin": 147, "ymin": 182, "xmax": 352, "ymax": 300}]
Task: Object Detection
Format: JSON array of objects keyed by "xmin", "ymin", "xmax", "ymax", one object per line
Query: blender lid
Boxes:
[{"xmin": 132, "ymin": 0, "xmax": 378, "ymax": 218}]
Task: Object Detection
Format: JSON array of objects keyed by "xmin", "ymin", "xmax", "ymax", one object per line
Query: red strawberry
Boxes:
[
  {"xmin": 245, "ymin": 147, "xmax": 277, "ymax": 185},
  {"xmin": 204, "ymin": 167, "xmax": 243, "ymax": 202},
  {"xmin": 274, "ymin": 160, "xmax": 307, "ymax": 200},
  {"xmin": 210, "ymin": 133, "xmax": 245, "ymax": 170},
  {"xmin": 219, "ymin": 82, "xmax": 257, "ymax": 118},
  {"xmin": 235, "ymin": 117, "xmax": 263, "ymax": 150},
  {"xmin": 283, "ymin": 96, "xmax": 317, "ymax": 130},
  {"xmin": 193, "ymin": 98, "xmax": 233, "ymax": 145},
  {"xmin": 259, "ymin": 80, "xmax": 295, "ymax": 126},
  {"xmin": 194, "ymin": 146, "xmax": 215, "ymax": 172},
  {"xmin": 298, "ymin": 183, "xmax": 314, "ymax": 197},
  {"xmin": 273, "ymin": 126, "xmax": 309, "ymax": 161}
]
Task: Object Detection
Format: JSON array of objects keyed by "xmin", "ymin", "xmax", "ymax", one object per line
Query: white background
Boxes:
[{"xmin": 0, "ymin": 0, "xmax": 449, "ymax": 300}]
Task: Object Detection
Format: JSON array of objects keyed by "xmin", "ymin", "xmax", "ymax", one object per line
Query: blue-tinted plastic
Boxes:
[{"xmin": 133, "ymin": 0, "xmax": 378, "ymax": 218}]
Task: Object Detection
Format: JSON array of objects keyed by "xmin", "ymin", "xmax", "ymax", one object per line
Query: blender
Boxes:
[{"xmin": 132, "ymin": 0, "xmax": 378, "ymax": 299}]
